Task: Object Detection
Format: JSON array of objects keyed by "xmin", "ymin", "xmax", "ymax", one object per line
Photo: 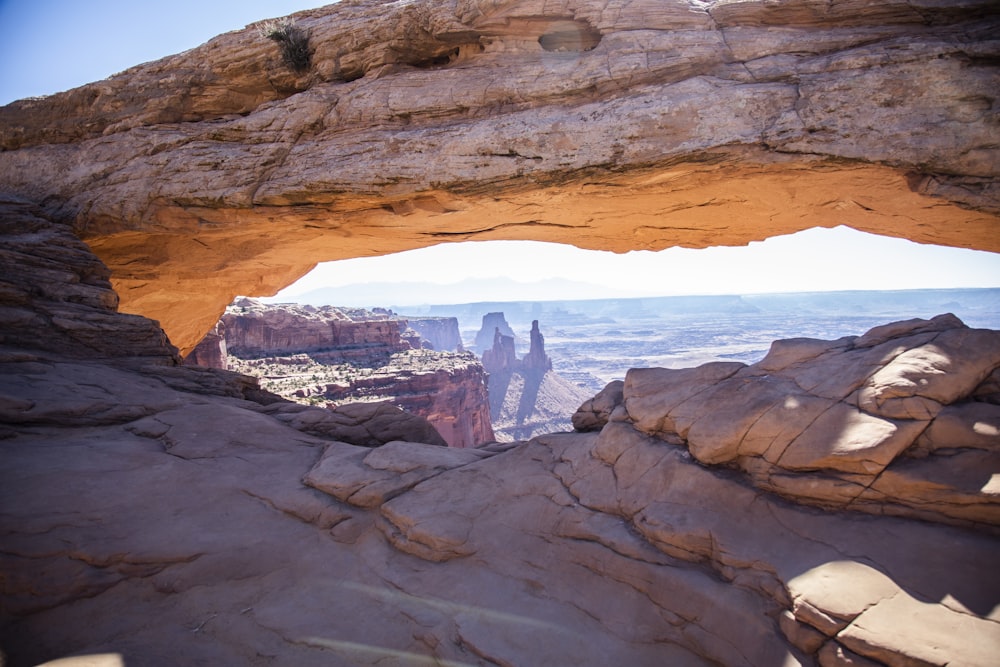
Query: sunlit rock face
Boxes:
[
  {"xmin": 221, "ymin": 298, "xmax": 411, "ymax": 360},
  {"xmin": 0, "ymin": 0, "xmax": 997, "ymax": 354},
  {"xmin": 1, "ymin": 3, "xmax": 1000, "ymax": 660},
  {"xmin": 577, "ymin": 313, "xmax": 1000, "ymax": 530}
]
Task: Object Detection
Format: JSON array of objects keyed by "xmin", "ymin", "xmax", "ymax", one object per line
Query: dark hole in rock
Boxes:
[
  {"xmin": 411, "ymin": 47, "xmax": 461, "ymax": 69},
  {"xmin": 409, "ymin": 43, "xmax": 484, "ymax": 69},
  {"xmin": 538, "ymin": 21, "xmax": 601, "ymax": 52}
]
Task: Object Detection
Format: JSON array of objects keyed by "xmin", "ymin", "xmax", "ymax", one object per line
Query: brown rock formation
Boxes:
[
  {"xmin": 221, "ymin": 298, "xmax": 410, "ymax": 361},
  {"xmin": 1, "ymin": 200, "xmax": 999, "ymax": 666},
  {"xmin": 3, "ymin": 1, "xmax": 1000, "ymax": 665},
  {"xmin": 572, "ymin": 379, "xmax": 625, "ymax": 432},
  {"xmin": 481, "ymin": 326, "xmax": 517, "ymax": 377},
  {"xmin": 202, "ymin": 301, "xmax": 494, "ymax": 448},
  {"xmin": 575, "ymin": 312, "xmax": 1000, "ymax": 530},
  {"xmin": 484, "ymin": 319, "xmax": 590, "ymax": 441},
  {"xmin": 3, "ymin": 0, "xmax": 996, "ymax": 355},
  {"xmin": 405, "ymin": 316, "xmax": 463, "ymax": 352},
  {"xmin": 0, "ymin": 195, "xmax": 178, "ymax": 365},
  {"xmin": 523, "ymin": 319, "xmax": 554, "ymax": 377},
  {"xmin": 183, "ymin": 321, "xmax": 228, "ymax": 369},
  {"xmin": 314, "ymin": 349, "xmax": 495, "ymax": 449}
]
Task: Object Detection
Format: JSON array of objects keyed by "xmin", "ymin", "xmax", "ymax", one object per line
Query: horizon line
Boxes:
[{"xmin": 255, "ymin": 285, "xmax": 1000, "ymax": 310}]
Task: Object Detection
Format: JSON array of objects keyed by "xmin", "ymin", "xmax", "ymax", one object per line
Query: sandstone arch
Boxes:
[{"xmin": 0, "ymin": 0, "xmax": 997, "ymax": 355}]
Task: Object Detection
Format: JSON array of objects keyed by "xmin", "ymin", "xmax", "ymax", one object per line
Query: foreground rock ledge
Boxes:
[
  {"xmin": 2, "ymin": 199, "xmax": 999, "ymax": 667},
  {"xmin": 1, "ymin": 0, "xmax": 998, "ymax": 354}
]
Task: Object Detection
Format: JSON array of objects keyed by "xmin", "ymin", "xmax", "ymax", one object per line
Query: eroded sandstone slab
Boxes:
[
  {"xmin": 2, "ymin": 199, "xmax": 1000, "ymax": 667},
  {"xmin": 573, "ymin": 313, "xmax": 1000, "ymax": 529}
]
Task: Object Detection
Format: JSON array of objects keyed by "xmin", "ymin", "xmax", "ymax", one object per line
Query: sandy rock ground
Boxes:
[{"xmin": 2, "ymin": 199, "xmax": 998, "ymax": 667}]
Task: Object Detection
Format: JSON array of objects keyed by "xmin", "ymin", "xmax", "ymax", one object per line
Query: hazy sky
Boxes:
[
  {"xmin": 271, "ymin": 227, "xmax": 1000, "ymax": 305},
  {"xmin": 2, "ymin": 1, "xmax": 998, "ymax": 302}
]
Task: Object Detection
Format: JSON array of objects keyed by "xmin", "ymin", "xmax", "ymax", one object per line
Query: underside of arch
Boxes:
[{"xmin": 0, "ymin": 0, "xmax": 997, "ymax": 355}]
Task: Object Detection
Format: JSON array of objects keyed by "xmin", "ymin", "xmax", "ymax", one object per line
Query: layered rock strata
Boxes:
[
  {"xmin": 200, "ymin": 300, "xmax": 495, "ymax": 448},
  {"xmin": 0, "ymin": 195, "xmax": 178, "ymax": 366},
  {"xmin": 4, "ymin": 1, "xmax": 997, "ymax": 354},
  {"xmin": 575, "ymin": 313, "xmax": 1000, "ymax": 530},
  {"xmin": 304, "ymin": 349, "xmax": 496, "ymax": 449},
  {"xmin": 221, "ymin": 298, "xmax": 411, "ymax": 361},
  {"xmin": 1, "ymin": 203, "xmax": 998, "ymax": 666},
  {"xmin": 405, "ymin": 316, "xmax": 463, "ymax": 352}
]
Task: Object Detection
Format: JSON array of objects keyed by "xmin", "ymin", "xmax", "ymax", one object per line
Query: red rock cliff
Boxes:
[
  {"xmin": 315, "ymin": 350, "xmax": 495, "ymax": 448},
  {"xmin": 222, "ymin": 298, "xmax": 410, "ymax": 361},
  {"xmin": 198, "ymin": 299, "xmax": 495, "ymax": 448}
]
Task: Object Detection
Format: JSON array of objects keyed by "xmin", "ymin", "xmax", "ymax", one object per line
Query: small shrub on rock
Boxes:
[{"xmin": 257, "ymin": 18, "xmax": 311, "ymax": 72}]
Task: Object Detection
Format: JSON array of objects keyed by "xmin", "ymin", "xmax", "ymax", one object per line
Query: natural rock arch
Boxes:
[{"xmin": 0, "ymin": 0, "xmax": 997, "ymax": 355}]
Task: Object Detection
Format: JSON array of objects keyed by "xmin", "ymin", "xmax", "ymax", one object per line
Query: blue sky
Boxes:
[
  {"xmin": 2, "ymin": 0, "xmax": 998, "ymax": 302},
  {"xmin": 0, "ymin": 1, "xmax": 331, "ymax": 104}
]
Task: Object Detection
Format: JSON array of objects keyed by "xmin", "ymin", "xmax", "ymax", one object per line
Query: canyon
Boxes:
[
  {"xmin": 190, "ymin": 301, "xmax": 590, "ymax": 446},
  {"xmin": 2, "ymin": 194, "xmax": 999, "ymax": 667},
  {"xmin": 192, "ymin": 298, "xmax": 493, "ymax": 448},
  {"xmin": 1, "ymin": 0, "xmax": 1000, "ymax": 665}
]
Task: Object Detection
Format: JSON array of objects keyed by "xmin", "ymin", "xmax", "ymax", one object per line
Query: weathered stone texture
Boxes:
[
  {"xmin": 2, "ymin": 2, "xmax": 1000, "ymax": 665},
  {"xmin": 613, "ymin": 313, "xmax": 1000, "ymax": 529},
  {"xmin": 2, "ymin": 200, "xmax": 999, "ymax": 667},
  {"xmin": 0, "ymin": 0, "xmax": 996, "ymax": 354},
  {"xmin": 194, "ymin": 300, "xmax": 495, "ymax": 447}
]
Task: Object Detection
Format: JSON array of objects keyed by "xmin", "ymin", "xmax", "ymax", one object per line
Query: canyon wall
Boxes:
[
  {"xmin": 406, "ymin": 317, "xmax": 463, "ymax": 352},
  {"xmin": 314, "ymin": 350, "xmax": 496, "ymax": 449},
  {"xmin": 200, "ymin": 300, "xmax": 494, "ymax": 447},
  {"xmin": 222, "ymin": 298, "xmax": 409, "ymax": 360},
  {"xmin": 0, "ymin": 0, "xmax": 996, "ymax": 354},
  {"xmin": 184, "ymin": 321, "xmax": 228, "ymax": 370}
]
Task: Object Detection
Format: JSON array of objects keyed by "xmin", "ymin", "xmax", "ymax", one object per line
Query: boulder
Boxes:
[
  {"xmin": 621, "ymin": 314, "xmax": 1000, "ymax": 529},
  {"xmin": 258, "ymin": 400, "xmax": 448, "ymax": 448},
  {"xmin": 572, "ymin": 379, "xmax": 624, "ymax": 432}
]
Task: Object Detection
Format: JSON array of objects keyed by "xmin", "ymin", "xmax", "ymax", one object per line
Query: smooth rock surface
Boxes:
[
  {"xmin": 2, "ymin": 203, "xmax": 999, "ymax": 666},
  {"xmin": 258, "ymin": 400, "xmax": 449, "ymax": 448},
  {"xmin": 2, "ymin": 3, "xmax": 1000, "ymax": 665},
  {"xmin": 620, "ymin": 313, "xmax": 1000, "ymax": 529}
]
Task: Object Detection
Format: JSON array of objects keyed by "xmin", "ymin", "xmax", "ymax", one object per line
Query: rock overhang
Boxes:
[{"xmin": 0, "ymin": 0, "xmax": 997, "ymax": 355}]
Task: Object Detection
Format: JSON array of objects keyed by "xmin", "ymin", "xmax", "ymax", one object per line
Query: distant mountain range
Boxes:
[
  {"xmin": 264, "ymin": 277, "xmax": 644, "ymax": 308},
  {"xmin": 264, "ymin": 285, "xmax": 1000, "ymax": 332}
]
